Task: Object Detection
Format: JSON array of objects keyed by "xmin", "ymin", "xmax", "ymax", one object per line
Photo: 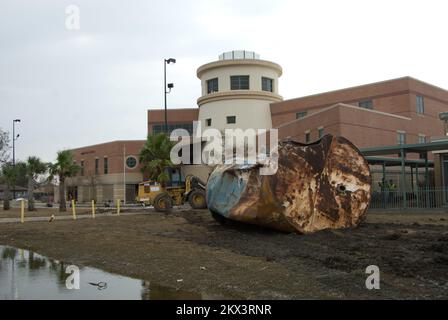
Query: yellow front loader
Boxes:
[{"xmin": 136, "ymin": 166, "xmax": 207, "ymax": 212}]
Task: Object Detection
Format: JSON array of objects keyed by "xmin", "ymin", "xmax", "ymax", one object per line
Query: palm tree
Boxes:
[
  {"xmin": 1, "ymin": 162, "xmax": 17, "ymax": 210},
  {"xmin": 25, "ymin": 156, "xmax": 47, "ymax": 211},
  {"xmin": 139, "ymin": 133, "xmax": 174, "ymax": 186},
  {"xmin": 48, "ymin": 150, "xmax": 79, "ymax": 212}
]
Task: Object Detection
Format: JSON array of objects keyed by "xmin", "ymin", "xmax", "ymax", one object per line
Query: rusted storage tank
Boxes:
[{"xmin": 206, "ymin": 135, "xmax": 371, "ymax": 234}]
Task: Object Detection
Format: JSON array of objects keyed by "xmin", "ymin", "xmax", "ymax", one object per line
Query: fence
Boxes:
[{"xmin": 370, "ymin": 188, "xmax": 447, "ymax": 209}]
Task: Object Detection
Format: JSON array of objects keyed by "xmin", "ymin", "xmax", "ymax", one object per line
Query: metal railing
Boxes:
[{"xmin": 370, "ymin": 188, "xmax": 447, "ymax": 209}]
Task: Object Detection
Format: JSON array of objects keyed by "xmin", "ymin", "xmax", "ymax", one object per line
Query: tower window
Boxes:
[
  {"xmin": 206, "ymin": 118, "xmax": 212, "ymax": 127},
  {"xmin": 226, "ymin": 116, "xmax": 236, "ymax": 124},
  {"xmin": 262, "ymin": 77, "xmax": 274, "ymax": 92},
  {"xmin": 207, "ymin": 78, "xmax": 218, "ymax": 94},
  {"xmin": 230, "ymin": 76, "xmax": 249, "ymax": 90}
]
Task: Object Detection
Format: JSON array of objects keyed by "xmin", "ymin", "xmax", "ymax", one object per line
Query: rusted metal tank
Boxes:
[{"xmin": 206, "ymin": 135, "xmax": 371, "ymax": 234}]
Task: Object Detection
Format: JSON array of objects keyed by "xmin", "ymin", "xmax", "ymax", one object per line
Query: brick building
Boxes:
[
  {"xmin": 271, "ymin": 77, "xmax": 447, "ymax": 150},
  {"xmin": 65, "ymin": 140, "xmax": 145, "ymax": 204}
]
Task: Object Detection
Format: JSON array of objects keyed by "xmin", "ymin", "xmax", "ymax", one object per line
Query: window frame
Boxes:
[
  {"xmin": 296, "ymin": 111, "xmax": 308, "ymax": 119},
  {"xmin": 261, "ymin": 77, "xmax": 274, "ymax": 92},
  {"xmin": 104, "ymin": 157, "xmax": 108, "ymax": 175},
  {"xmin": 358, "ymin": 100, "xmax": 373, "ymax": 110},
  {"xmin": 418, "ymin": 134, "xmax": 426, "ymax": 144},
  {"xmin": 397, "ymin": 131, "xmax": 406, "ymax": 145},
  {"xmin": 305, "ymin": 130, "xmax": 311, "ymax": 143},
  {"xmin": 416, "ymin": 95, "xmax": 425, "ymax": 114},
  {"xmin": 95, "ymin": 158, "xmax": 99, "ymax": 175},
  {"xmin": 318, "ymin": 127, "xmax": 324, "ymax": 139},
  {"xmin": 230, "ymin": 75, "xmax": 250, "ymax": 90},
  {"xmin": 206, "ymin": 78, "xmax": 219, "ymax": 94},
  {"xmin": 226, "ymin": 116, "xmax": 236, "ymax": 124}
]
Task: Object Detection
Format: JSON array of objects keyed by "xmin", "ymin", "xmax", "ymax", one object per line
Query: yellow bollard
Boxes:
[
  {"xmin": 92, "ymin": 200, "xmax": 96, "ymax": 218},
  {"xmin": 116, "ymin": 199, "xmax": 120, "ymax": 215},
  {"xmin": 20, "ymin": 199, "xmax": 25, "ymax": 223},
  {"xmin": 72, "ymin": 200, "xmax": 77, "ymax": 220}
]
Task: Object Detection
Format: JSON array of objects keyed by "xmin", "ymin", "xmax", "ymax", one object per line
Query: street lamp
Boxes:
[
  {"xmin": 164, "ymin": 58, "xmax": 176, "ymax": 133},
  {"xmin": 12, "ymin": 119, "xmax": 21, "ymax": 199}
]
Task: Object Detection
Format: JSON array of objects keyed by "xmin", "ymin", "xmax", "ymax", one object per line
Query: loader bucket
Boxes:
[{"xmin": 206, "ymin": 135, "xmax": 372, "ymax": 234}]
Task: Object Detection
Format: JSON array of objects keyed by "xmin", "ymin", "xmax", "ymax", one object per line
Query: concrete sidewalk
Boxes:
[{"xmin": 0, "ymin": 211, "xmax": 149, "ymax": 224}]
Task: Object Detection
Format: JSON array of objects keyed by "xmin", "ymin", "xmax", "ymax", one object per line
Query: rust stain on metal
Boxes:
[{"xmin": 206, "ymin": 135, "xmax": 372, "ymax": 234}]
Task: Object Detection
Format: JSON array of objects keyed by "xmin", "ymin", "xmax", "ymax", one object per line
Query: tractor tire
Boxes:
[
  {"xmin": 188, "ymin": 189, "xmax": 207, "ymax": 209},
  {"xmin": 153, "ymin": 193, "xmax": 173, "ymax": 212}
]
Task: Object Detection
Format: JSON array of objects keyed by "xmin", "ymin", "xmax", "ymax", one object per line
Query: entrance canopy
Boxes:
[
  {"xmin": 360, "ymin": 139, "xmax": 448, "ymax": 157},
  {"xmin": 359, "ymin": 139, "xmax": 448, "ymax": 207}
]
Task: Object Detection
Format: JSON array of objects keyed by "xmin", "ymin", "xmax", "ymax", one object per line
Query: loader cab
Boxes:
[{"xmin": 164, "ymin": 166, "xmax": 185, "ymax": 188}]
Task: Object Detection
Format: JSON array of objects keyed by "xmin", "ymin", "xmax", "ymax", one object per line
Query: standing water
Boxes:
[{"xmin": 0, "ymin": 245, "xmax": 201, "ymax": 300}]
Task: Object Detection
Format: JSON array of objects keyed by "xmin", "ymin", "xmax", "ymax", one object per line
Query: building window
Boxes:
[
  {"xmin": 305, "ymin": 131, "xmax": 311, "ymax": 143},
  {"xmin": 359, "ymin": 100, "xmax": 373, "ymax": 109},
  {"xmin": 318, "ymin": 127, "xmax": 324, "ymax": 139},
  {"xmin": 296, "ymin": 111, "xmax": 308, "ymax": 119},
  {"xmin": 262, "ymin": 77, "xmax": 274, "ymax": 92},
  {"xmin": 207, "ymin": 78, "xmax": 218, "ymax": 94},
  {"xmin": 152, "ymin": 123, "xmax": 194, "ymax": 135},
  {"xmin": 126, "ymin": 156, "xmax": 137, "ymax": 169},
  {"xmin": 230, "ymin": 75, "xmax": 249, "ymax": 90},
  {"xmin": 418, "ymin": 135, "xmax": 426, "ymax": 144},
  {"xmin": 80, "ymin": 160, "xmax": 84, "ymax": 176},
  {"xmin": 206, "ymin": 118, "xmax": 212, "ymax": 127},
  {"xmin": 416, "ymin": 95, "xmax": 425, "ymax": 114},
  {"xmin": 104, "ymin": 158, "xmax": 108, "ymax": 175},
  {"xmin": 397, "ymin": 132, "xmax": 406, "ymax": 145},
  {"xmin": 226, "ymin": 116, "xmax": 236, "ymax": 124},
  {"xmin": 95, "ymin": 158, "xmax": 99, "ymax": 175}
]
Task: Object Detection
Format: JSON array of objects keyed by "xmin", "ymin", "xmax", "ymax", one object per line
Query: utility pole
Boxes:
[
  {"xmin": 164, "ymin": 58, "xmax": 176, "ymax": 133},
  {"xmin": 12, "ymin": 119, "xmax": 21, "ymax": 199}
]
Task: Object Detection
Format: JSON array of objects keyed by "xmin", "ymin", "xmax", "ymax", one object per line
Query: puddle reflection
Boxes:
[{"xmin": 0, "ymin": 245, "xmax": 201, "ymax": 300}]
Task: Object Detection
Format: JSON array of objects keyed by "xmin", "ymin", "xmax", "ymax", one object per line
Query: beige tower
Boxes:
[{"xmin": 196, "ymin": 50, "xmax": 283, "ymax": 131}]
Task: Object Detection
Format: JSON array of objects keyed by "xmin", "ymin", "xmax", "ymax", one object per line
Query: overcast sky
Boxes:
[{"xmin": 1, "ymin": 0, "xmax": 448, "ymax": 162}]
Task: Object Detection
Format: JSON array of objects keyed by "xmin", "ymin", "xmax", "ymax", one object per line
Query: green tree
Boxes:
[
  {"xmin": 1, "ymin": 162, "xmax": 18, "ymax": 210},
  {"xmin": 25, "ymin": 156, "xmax": 48, "ymax": 211},
  {"xmin": 48, "ymin": 150, "xmax": 79, "ymax": 212},
  {"xmin": 139, "ymin": 133, "xmax": 174, "ymax": 186}
]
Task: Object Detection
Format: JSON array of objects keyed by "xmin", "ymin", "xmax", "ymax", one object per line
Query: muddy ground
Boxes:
[{"xmin": 0, "ymin": 208, "xmax": 447, "ymax": 299}]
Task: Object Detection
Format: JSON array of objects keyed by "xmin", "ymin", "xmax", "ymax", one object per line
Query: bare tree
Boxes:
[{"xmin": 0, "ymin": 128, "xmax": 10, "ymax": 165}]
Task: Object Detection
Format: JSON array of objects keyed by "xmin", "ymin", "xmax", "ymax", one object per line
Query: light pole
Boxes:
[
  {"xmin": 12, "ymin": 119, "xmax": 21, "ymax": 199},
  {"xmin": 164, "ymin": 58, "xmax": 176, "ymax": 133}
]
